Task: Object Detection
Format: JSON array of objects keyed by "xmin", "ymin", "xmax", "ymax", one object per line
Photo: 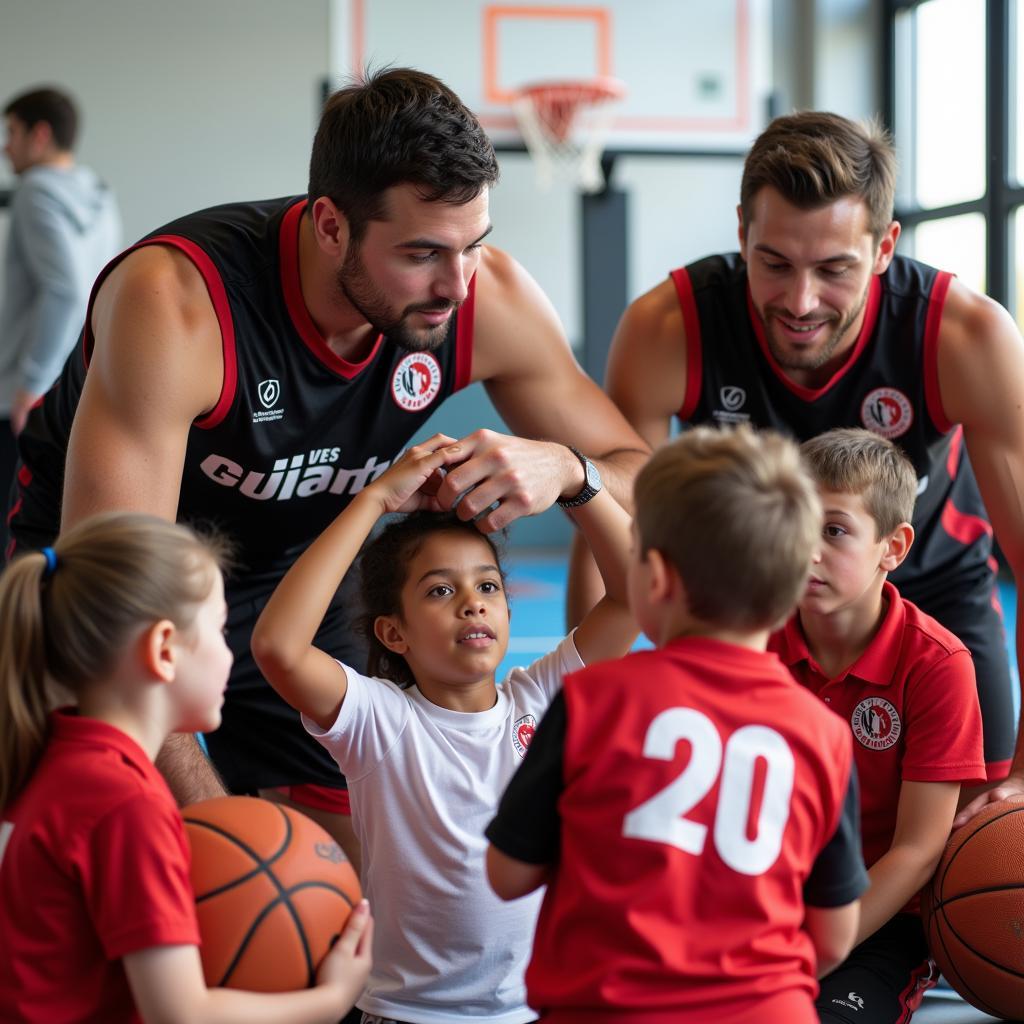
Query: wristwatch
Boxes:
[{"xmin": 556, "ymin": 445, "xmax": 603, "ymax": 509}]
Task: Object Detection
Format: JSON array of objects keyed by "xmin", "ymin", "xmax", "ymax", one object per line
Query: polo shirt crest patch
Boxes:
[
  {"xmin": 512, "ymin": 714, "xmax": 537, "ymax": 757},
  {"xmin": 851, "ymin": 697, "xmax": 902, "ymax": 750}
]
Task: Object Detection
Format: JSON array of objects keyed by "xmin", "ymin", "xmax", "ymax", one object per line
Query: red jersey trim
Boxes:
[
  {"xmin": 746, "ymin": 275, "xmax": 882, "ymax": 402},
  {"xmin": 669, "ymin": 268, "xmax": 702, "ymax": 420},
  {"xmin": 454, "ymin": 274, "xmax": 477, "ymax": 391},
  {"xmin": 78, "ymin": 236, "xmax": 238, "ymax": 430},
  {"xmin": 140, "ymin": 236, "xmax": 238, "ymax": 430},
  {"xmin": 923, "ymin": 271, "xmax": 955, "ymax": 434},
  {"xmin": 279, "ymin": 200, "xmax": 384, "ymax": 380},
  {"xmin": 940, "ymin": 497, "xmax": 993, "ymax": 546},
  {"xmin": 985, "ymin": 757, "xmax": 1012, "ymax": 781}
]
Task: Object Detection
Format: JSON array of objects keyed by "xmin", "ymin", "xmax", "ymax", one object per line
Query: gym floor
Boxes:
[{"xmin": 498, "ymin": 554, "xmax": 1020, "ymax": 1024}]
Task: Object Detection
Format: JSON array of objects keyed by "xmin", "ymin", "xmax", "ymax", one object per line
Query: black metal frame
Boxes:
[{"xmin": 884, "ymin": 0, "xmax": 1024, "ymax": 308}]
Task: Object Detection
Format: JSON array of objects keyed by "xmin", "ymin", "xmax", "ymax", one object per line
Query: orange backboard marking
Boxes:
[{"xmin": 482, "ymin": 5, "xmax": 613, "ymax": 105}]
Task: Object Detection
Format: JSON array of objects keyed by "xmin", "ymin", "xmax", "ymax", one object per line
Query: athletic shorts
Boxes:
[
  {"xmin": 817, "ymin": 914, "xmax": 936, "ymax": 1024},
  {"xmin": 902, "ymin": 569, "xmax": 1015, "ymax": 779}
]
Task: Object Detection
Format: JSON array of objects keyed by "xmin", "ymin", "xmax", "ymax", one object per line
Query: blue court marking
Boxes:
[
  {"xmin": 498, "ymin": 555, "xmax": 1021, "ymax": 725},
  {"xmin": 497, "ymin": 552, "xmax": 652, "ymax": 679}
]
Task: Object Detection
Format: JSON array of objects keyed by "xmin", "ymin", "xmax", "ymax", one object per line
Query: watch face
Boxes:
[{"xmin": 585, "ymin": 460, "xmax": 602, "ymax": 490}]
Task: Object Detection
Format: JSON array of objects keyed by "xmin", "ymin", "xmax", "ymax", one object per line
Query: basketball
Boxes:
[
  {"xmin": 183, "ymin": 796, "xmax": 361, "ymax": 992},
  {"xmin": 922, "ymin": 800, "xmax": 1024, "ymax": 1019}
]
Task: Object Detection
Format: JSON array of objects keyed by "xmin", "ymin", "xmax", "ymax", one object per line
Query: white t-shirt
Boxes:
[{"xmin": 303, "ymin": 635, "xmax": 584, "ymax": 1024}]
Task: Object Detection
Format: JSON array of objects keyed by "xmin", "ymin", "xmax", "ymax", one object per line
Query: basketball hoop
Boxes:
[{"xmin": 512, "ymin": 77, "xmax": 626, "ymax": 194}]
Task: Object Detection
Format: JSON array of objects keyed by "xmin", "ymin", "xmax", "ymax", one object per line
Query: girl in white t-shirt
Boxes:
[{"xmin": 252, "ymin": 433, "xmax": 635, "ymax": 1024}]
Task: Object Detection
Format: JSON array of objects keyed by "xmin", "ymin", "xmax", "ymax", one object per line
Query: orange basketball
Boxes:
[
  {"xmin": 922, "ymin": 800, "xmax": 1024, "ymax": 1020},
  {"xmin": 183, "ymin": 796, "xmax": 361, "ymax": 992}
]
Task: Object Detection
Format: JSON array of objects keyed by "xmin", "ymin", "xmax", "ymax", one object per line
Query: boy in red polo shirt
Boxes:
[
  {"xmin": 769, "ymin": 427, "xmax": 986, "ymax": 1024},
  {"xmin": 485, "ymin": 426, "xmax": 869, "ymax": 1024}
]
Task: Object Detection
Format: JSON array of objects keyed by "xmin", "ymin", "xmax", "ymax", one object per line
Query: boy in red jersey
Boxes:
[
  {"xmin": 486, "ymin": 425, "xmax": 868, "ymax": 1024},
  {"xmin": 768, "ymin": 428, "xmax": 985, "ymax": 1023}
]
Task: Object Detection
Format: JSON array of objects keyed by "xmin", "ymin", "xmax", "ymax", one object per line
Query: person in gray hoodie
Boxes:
[{"xmin": 0, "ymin": 86, "xmax": 120, "ymax": 525}]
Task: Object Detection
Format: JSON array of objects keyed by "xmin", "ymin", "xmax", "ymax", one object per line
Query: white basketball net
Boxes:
[{"xmin": 512, "ymin": 79, "xmax": 625, "ymax": 194}]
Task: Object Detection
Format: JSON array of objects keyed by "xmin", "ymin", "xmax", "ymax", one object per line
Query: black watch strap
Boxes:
[{"xmin": 556, "ymin": 446, "xmax": 603, "ymax": 509}]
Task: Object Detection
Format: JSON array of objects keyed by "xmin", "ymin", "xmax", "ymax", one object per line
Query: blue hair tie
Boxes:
[{"xmin": 41, "ymin": 546, "xmax": 58, "ymax": 578}]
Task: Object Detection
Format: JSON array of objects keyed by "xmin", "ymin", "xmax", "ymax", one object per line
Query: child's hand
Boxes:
[
  {"xmin": 368, "ymin": 434, "xmax": 465, "ymax": 513},
  {"xmin": 316, "ymin": 899, "xmax": 373, "ymax": 1006}
]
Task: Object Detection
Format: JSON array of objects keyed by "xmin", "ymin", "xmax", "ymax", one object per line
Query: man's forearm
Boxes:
[
  {"xmin": 155, "ymin": 732, "xmax": 227, "ymax": 806},
  {"xmin": 588, "ymin": 446, "xmax": 649, "ymax": 510}
]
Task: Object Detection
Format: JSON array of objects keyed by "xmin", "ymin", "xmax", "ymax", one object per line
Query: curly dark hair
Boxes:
[
  {"xmin": 308, "ymin": 66, "xmax": 500, "ymax": 244},
  {"xmin": 357, "ymin": 512, "xmax": 508, "ymax": 687}
]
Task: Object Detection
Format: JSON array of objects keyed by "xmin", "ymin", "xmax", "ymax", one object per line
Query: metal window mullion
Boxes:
[{"xmin": 987, "ymin": 0, "xmax": 1011, "ymax": 305}]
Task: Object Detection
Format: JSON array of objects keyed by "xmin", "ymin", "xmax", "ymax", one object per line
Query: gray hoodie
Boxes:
[{"xmin": 0, "ymin": 163, "xmax": 121, "ymax": 414}]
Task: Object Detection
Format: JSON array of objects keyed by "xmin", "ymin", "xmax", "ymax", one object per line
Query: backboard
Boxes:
[{"xmin": 328, "ymin": 0, "xmax": 773, "ymax": 154}]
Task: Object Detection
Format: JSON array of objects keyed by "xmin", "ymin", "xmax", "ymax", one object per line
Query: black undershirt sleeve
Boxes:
[
  {"xmin": 485, "ymin": 691, "xmax": 567, "ymax": 865},
  {"xmin": 804, "ymin": 761, "xmax": 870, "ymax": 908}
]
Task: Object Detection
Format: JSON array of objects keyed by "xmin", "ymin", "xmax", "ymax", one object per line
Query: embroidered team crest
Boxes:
[
  {"xmin": 851, "ymin": 697, "xmax": 901, "ymax": 750},
  {"xmin": 860, "ymin": 387, "xmax": 913, "ymax": 439},
  {"xmin": 391, "ymin": 353, "xmax": 442, "ymax": 412},
  {"xmin": 512, "ymin": 714, "xmax": 537, "ymax": 758},
  {"xmin": 257, "ymin": 378, "xmax": 280, "ymax": 409}
]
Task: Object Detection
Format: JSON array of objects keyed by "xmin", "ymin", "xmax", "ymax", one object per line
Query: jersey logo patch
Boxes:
[
  {"xmin": 713, "ymin": 384, "xmax": 751, "ymax": 425},
  {"xmin": 512, "ymin": 714, "xmax": 537, "ymax": 758},
  {"xmin": 860, "ymin": 387, "xmax": 913, "ymax": 439},
  {"xmin": 851, "ymin": 697, "xmax": 902, "ymax": 750},
  {"xmin": 253, "ymin": 379, "xmax": 284, "ymax": 424},
  {"xmin": 391, "ymin": 353, "xmax": 442, "ymax": 412}
]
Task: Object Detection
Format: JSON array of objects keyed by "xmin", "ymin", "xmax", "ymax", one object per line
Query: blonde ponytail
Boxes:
[
  {"xmin": 0, "ymin": 513, "xmax": 228, "ymax": 809},
  {"xmin": 0, "ymin": 551, "xmax": 53, "ymax": 809}
]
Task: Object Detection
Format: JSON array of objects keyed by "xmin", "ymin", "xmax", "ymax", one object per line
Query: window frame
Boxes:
[{"xmin": 884, "ymin": 0, "xmax": 1024, "ymax": 310}]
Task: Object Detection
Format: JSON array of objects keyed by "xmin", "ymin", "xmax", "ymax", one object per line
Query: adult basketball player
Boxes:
[
  {"xmin": 7, "ymin": 68, "xmax": 648, "ymax": 855},
  {"xmin": 586, "ymin": 111, "xmax": 1024, "ymax": 820}
]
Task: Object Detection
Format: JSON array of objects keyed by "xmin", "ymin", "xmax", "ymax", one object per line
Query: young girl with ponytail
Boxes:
[{"xmin": 0, "ymin": 512, "xmax": 372, "ymax": 1024}]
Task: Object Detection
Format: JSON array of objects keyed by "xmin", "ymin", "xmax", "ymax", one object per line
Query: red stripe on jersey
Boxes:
[
  {"xmin": 985, "ymin": 757, "xmax": 1012, "ymax": 781},
  {"xmin": 134, "ymin": 236, "xmax": 239, "ymax": 430},
  {"xmin": 940, "ymin": 496, "xmax": 993, "ymax": 545},
  {"xmin": 454, "ymin": 274, "xmax": 477, "ymax": 391},
  {"xmin": 5, "ymin": 497, "xmax": 21, "ymax": 528},
  {"xmin": 923, "ymin": 271, "xmax": 954, "ymax": 433},
  {"xmin": 275, "ymin": 783, "xmax": 351, "ymax": 815},
  {"xmin": 670, "ymin": 268, "xmax": 702, "ymax": 420},
  {"xmin": 278, "ymin": 200, "xmax": 384, "ymax": 380},
  {"xmin": 746, "ymin": 275, "xmax": 882, "ymax": 402},
  {"xmin": 5, "ymin": 464, "xmax": 32, "ymax": 557}
]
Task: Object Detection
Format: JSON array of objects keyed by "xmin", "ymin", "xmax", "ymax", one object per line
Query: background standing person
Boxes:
[
  {"xmin": 5, "ymin": 68, "xmax": 647, "ymax": 859},
  {"xmin": 0, "ymin": 86, "xmax": 120, "ymax": 542},
  {"xmin": 584, "ymin": 111, "xmax": 1024, "ymax": 813}
]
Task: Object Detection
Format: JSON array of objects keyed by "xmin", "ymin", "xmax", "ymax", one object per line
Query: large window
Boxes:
[{"xmin": 887, "ymin": 0, "xmax": 1024, "ymax": 326}]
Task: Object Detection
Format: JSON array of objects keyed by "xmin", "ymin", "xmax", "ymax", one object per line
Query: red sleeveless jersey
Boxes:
[{"xmin": 526, "ymin": 638, "xmax": 854, "ymax": 1022}]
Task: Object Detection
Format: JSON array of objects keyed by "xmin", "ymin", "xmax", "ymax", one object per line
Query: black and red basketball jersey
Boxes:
[
  {"xmin": 9, "ymin": 197, "xmax": 473, "ymax": 577},
  {"xmin": 672, "ymin": 254, "xmax": 992, "ymax": 603},
  {"xmin": 526, "ymin": 638, "xmax": 854, "ymax": 1020}
]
